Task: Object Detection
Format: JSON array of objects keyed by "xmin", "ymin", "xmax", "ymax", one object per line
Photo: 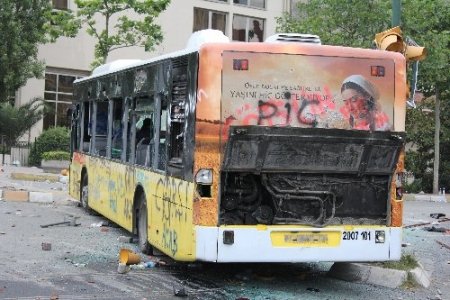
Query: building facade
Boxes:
[{"xmin": 16, "ymin": 0, "xmax": 291, "ymax": 141}]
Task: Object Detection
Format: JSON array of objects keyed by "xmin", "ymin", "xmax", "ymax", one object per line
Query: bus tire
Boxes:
[
  {"xmin": 81, "ymin": 174, "xmax": 89, "ymax": 210},
  {"xmin": 137, "ymin": 195, "xmax": 153, "ymax": 255}
]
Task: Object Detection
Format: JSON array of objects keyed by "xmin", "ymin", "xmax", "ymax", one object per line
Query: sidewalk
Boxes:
[{"xmin": 404, "ymin": 193, "xmax": 449, "ymax": 202}]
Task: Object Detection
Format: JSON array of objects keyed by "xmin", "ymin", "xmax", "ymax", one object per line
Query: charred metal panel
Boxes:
[
  {"xmin": 223, "ymin": 127, "xmax": 403, "ymax": 175},
  {"xmin": 166, "ymin": 53, "xmax": 197, "ymax": 182},
  {"xmin": 220, "ymin": 126, "xmax": 404, "ymax": 227},
  {"xmin": 107, "ymin": 74, "xmax": 122, "ymax": 99},
  {"xmin": 122, "ymin": 70, "xmax": 135, "ymax": 98},
  {"xmin": 184, "ymin": 53, "xmax": 198, "ymax": 181}
]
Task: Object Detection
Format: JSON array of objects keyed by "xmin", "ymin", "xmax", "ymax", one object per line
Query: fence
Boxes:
[
  {"xmin": 11, "ymin": 143, "xmax": 31, "ymax": 166},
  {"xmin": 1, "ymin": 141, "xmax": 31, "ymax": 167}
]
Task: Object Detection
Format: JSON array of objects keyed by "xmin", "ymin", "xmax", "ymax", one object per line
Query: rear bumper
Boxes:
[{"xmin": 195, "ymin": 225, "xmax": 402, "ymax": 263}]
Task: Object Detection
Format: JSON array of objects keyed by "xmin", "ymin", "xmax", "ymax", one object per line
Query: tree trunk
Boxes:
[{"xmin": 433, "ymin": 87, "xmax": 440, "ymax": 194}]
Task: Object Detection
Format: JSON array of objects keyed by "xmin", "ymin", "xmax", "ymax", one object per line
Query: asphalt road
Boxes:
[{"xmin": 0, "ymin": 168, "xmax": 449, "ymax": 299}]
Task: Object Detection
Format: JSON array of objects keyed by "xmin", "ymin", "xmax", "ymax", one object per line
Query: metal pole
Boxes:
[
  {"xmin": 392, "ymin": 0, "xmax": 401, "ymax": 26},
  {"xmin": 433, "ymin": 86, "xmax": 440, "ymax": 194}
]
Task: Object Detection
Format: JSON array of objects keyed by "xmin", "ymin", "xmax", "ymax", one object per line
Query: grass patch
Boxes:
[
  {"xmin": 381, "ymin": 254, "xmax": 419, "ymax": 271},
  {"xmin": 401, "ymin": 272, "xmax": 419, "ymax": 289}
]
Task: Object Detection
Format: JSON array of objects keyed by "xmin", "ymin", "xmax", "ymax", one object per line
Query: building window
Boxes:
[
  {"xmin": 43, "ymin": 72, "xmax": 80, "ymax": 129},
  {"xmin": 233, "ymin": 0, "xmax": 265, "ymax": 9},
  {"xmin": 52, "ymin": 0, "xmax": 68, "ymax": 10},
  {"xmin": 232, "ymin": 15, "xmax": 264, "ymax": 42},
  {"xmin": 193, "ymin": 8, "xmax": 227, "ymax": 35},
  {"xmin": 7, "ymin": 91, "xmax": 16, "ymax": 107}
]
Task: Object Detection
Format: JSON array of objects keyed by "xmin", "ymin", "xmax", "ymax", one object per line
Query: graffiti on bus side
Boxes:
[
  {"xmin": 108, "ymin": 180, "xmax": 117, "ymax": 213},
  {"xmin": 162, "ymin": 224, "xmax": 178, "ymax": 256},
  {"xmin": 153, "ymin": 176, "xmax": 190, "ymax": 256}
]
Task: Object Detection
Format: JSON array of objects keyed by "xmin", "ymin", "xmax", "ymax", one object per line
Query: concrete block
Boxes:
[
  {"xmin": 410, "ymin": 264, "xmax": 431, "ymax": 288},
  {"xmin": 29, "ymin": 192, "xmax": 54, "ymax": 203},
  {"xmin": 328, "ymin": 262, "xmax": 407, "ymax": 288},
  {"xmin": 11, "ymin": 172, "xmax": 59, "ymax": 182},
  {"xmin": 365, "ymin": 265, "xmax": 407, "ymax": 288},
  {"xmin": 3, "ymin": 190, "xmax": 29, "ymax": 202}
]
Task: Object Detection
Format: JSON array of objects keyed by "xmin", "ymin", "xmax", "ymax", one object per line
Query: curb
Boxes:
[
  {"xmin": 10, "ymin": 172, "xmax": 61, "ymax": 182},
  {"xmin": 328, "ymin": 262, "xmax": 431, "ymax": 288}
]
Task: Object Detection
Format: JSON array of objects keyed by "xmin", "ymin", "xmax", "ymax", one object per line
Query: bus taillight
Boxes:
[{"xmin": 196, "ymin": 169, "xmax": 213, "ymax": 198}]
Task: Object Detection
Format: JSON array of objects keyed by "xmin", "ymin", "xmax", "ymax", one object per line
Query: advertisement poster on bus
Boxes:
[{"xmin": 221, "ymin": 51, "xmax": 395, "ymax": 134}]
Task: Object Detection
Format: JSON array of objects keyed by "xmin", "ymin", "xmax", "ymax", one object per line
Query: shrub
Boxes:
[
  {"xmin": 404, "ymin": 179, "xmax": 424, "ymax": 194},
  {"xmin": 29, "ymin": 127, "xmax": 70, "ymax": 166},
  {"xmin": 41, "ymin": 151, "xmax": 71, "ymax": 161}
]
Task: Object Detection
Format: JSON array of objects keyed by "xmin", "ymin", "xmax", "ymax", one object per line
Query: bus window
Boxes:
[
  {"xmin": 70, "ymin": 103, "xmax": 80, "ymax": 153},
  {"xmin": 80, "ymin": 101, "xmax": 90, "ymax": 152},
  {"xmin": 154, "ymin": 96, "xmax": 167, "ymax": 171},
  {"xmin": 168, "ymin": 71, "xmax": 187, "ymax": 177},
  {"xmin": 169, "ymin": 109, "xmax": 184, "ymax": 162},
  {"xmin": 111, "ymin": 98, "xmax": 124, "ymax": 160},
  {"xmin": 135, "ymin": 96, "xmax": 155, "ymax": 167},
  {"xmin": 93, "ymin": 101, "xmax": 109, "ymax": 157},
  {"xmin": 126, "ymin": 97, "xmax": 137, "ymax": 164}
]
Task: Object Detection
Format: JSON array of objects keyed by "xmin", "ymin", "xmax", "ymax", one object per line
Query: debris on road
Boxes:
[
  {"xmin": 117, "ymin": 262, "xmax": 130, "ymax": 274},
  {"xmin": 436, "ymin": 240, "xmax": 450, "ymax": 251},
  {"xmin": 41, "ymin": 242, "xmax": 52, "ymax": 251},
  {"xmin": 117, "ymin": 235, "xmax": 133, "ymax": 243},
  {"xmin": 89, "ymin": 221, "xmax": 109, "ymax": 228},
  {"xmin": 422, "ymin": 226, "xmax": 449, "ymax": 233},
  {"xmin": 404, "ymin": 217, "xmax": 450, "ymax": 228},
  {"xmin": 40, "ymin": 215, "xmax": 80, "ymax": 228},
  {"xmin": 119, "ymin": 248, "xmax": 141, "ymax": 265},
  {"xmin": 173, "ymin": 285, "xmax": 188, "ymax": 297},
  {"xmin": 430, "ymin": 213, "xmax": 446, "ymax": 219}
]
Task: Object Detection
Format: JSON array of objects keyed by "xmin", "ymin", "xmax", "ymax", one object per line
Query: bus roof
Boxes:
[{"xmin": 75, "ymin": 29, "xmax": 230, "ymax": 84}]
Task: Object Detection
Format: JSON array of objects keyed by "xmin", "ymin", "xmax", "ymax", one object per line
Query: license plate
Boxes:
[{"xmin": 271, "ymin": 231, "xmax": 341, "ymax": 247}]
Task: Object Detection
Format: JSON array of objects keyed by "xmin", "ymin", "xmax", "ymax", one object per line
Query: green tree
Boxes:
[
  {"xmin": 277, "ymin": 0, "xmax": 391, "ymax": 48},
  {"xmin": 277, "ymin": 0, "xmax": 450, "ymax": 192},
  {"xmin": 402, "ymin": 0, "xmax": 450, "ymax": 192},
  {"xmin": 74, "ymin": 0, "xmax": 170, "ymax": 68},
  {"xmin": 0, "ymin": 0, "xmax": 79, "ymax": 103},
  {"xmin": 0, "ymin": 98, "xmax": 44, "ymax": 148}
]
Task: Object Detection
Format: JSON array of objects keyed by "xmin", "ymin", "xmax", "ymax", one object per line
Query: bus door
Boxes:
[{"xmin": 88, "ymin": 98, "xmax": 113, "ymax": 216}]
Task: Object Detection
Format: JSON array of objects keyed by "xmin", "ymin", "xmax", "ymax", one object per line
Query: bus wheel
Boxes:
[
  {"xmin": 81, "ymin": 175, "xmax": 89, "ymax": 209},
  {"xmin": 137, "ymin": 196, "xmax": 153, "ymax": 255}
]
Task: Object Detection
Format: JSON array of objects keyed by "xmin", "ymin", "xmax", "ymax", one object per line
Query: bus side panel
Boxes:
[
  {"xmin": 86, "ymin": 156, "xmax": 113, "ymax": 220},
  {"xmin": 140, "ymin": 169, "xmax": 196, "ymax": 261},
  {"xmin": 109, "ymin": 161, "xmax": 135, "ymax": 232},
  {"xmin": 69, "ymin": 152, "xmax": 85, "ymax": 200}
]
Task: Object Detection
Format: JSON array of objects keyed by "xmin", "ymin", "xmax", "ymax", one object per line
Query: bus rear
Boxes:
[{"xmin": 193, "ymin": 43, "xmax": 406, "ymax": 262}]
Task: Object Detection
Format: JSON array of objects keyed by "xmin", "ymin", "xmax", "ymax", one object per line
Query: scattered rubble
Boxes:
[
  {"xmin": 40, "ymin": 215, "xmax": 80, "ymax": 228},
  {"xmin": 430, "ymin": 213, "xmax": 446, "ymax": 219},
  {"xmin": 41, "ymin": 242, "xmax": 52, "ymax": 251},
  {"xmin": 436, "ymin": 240, "xmax": 450, "ymax": 251}
]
